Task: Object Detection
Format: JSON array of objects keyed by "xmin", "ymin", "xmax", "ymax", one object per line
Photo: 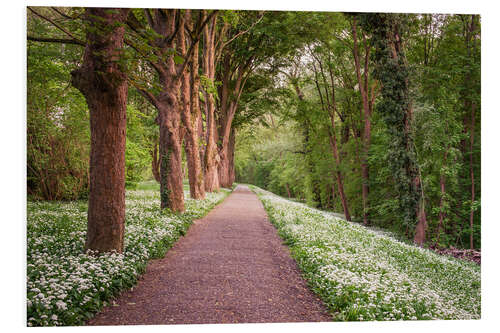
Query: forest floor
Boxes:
[{"xmin": 87, "ymin": 185, "xmax": 331, "ymax": 325}]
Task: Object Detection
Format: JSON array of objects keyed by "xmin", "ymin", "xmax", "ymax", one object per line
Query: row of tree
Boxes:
[
  {"xmin": 27, "ymin": 7, "xmax": 291, "ymax": 253},
  {"xmin": 235, "ymin": 13, "xmax": 480, "ymax": 249}
]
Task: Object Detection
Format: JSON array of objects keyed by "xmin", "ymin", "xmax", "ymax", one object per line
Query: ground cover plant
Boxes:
[
  {"xmin": 250, "ymin": 185, "xmax": 480, "ymax": 321},
  {"xmin": 26, "ymin": 182, "xmax": 230, "ymax": 326}
]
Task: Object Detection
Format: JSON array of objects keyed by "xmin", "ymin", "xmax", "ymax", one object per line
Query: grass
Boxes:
[
  {"xmin": 26, "ymin": 183, "xmax": 231, "ymax": 326},
  {"xmin": 250, "ymin": 185, "xmax": 480, "ymax": 321}
]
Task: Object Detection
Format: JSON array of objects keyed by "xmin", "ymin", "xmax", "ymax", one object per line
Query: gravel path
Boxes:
[{"xmin": 87, "ymin": 185, "xmax": 331, "ymax": 325}]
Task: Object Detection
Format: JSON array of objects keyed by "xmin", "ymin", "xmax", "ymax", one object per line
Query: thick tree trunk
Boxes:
[
  {"xmin": 217, "ymin": 56, "xmax": 234, "ymax": 188},
  {"xmin": 218, "ymin": 150, "xmax": 231, "ymax": 188},
  {"xmin": 153, "ymin": 11, "xmax": 186, "ymax": 213},
  {"xmin": 71, "ymin": 8, "xmax": 129, "ymax": 254},
  {"xmin": 217, "ymin": 51, "xmax": 250, "ymax": 188},
  {"xmin": 158, "ymin": 91, "xmax": 185, "ymax": 212},
  {"xmin": 203, "ymin": 13, "xmax": 220, "ymax": 192},
  {"xmin": 180, "ymin": 10, "xmax": 205, "ymax": 199},
  {"xmin": 372, "ymin": 16, "xmax": 425, "ymax": 245}
]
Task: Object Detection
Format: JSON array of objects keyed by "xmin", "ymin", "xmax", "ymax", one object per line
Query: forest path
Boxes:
[{"xmin": 87, "ymin": 185, "xmax": 331, "ymax": 325}]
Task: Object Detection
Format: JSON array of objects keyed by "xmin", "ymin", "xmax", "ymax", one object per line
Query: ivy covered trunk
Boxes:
[
  {"xmin": 71, "ymin": 8, "xmax": 130, "ymax": 254},
  {"xmin": 158, "ymin": 90, "xmax": 185, "ymax": 212},
  {"xmin": 363, "ymin": 14, "xmax": 426, "ymax": 245}
]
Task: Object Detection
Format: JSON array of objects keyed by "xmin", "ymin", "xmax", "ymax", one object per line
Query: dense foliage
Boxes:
[
  {"xmin": 235, "ymin": 13, "xmax": 481, "ymax": 249},
  {"xmin": 27, "ymin": 23, "xmax": 89, "ymax": 200}
]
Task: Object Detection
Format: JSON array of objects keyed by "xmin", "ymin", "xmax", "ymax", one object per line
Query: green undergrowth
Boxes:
[
  {"xmin": 27, "ymin": 184, "xmax": 231, "ymax": 326},
  {"xmin": 250, "ymin": 185, "xmax": 480, "ymax": 321}
]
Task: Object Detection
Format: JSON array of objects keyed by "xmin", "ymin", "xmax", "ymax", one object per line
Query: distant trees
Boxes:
[{"xmin": 234, "ymin": 12, "xmax": 481, "ymax": 249}]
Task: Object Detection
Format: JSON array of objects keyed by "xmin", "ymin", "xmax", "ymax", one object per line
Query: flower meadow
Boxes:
[
  {"xmin": 250, "ymin": 186, "xmax": 481, "ymax": 321},
  {"xmin": 26, "ymin": 185, "xmax": 230, "ymax": 326}
]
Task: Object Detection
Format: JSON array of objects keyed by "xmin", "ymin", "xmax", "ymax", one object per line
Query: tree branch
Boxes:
[
  {"xmin": 128, "ymin": 78, "xmax": 160, "ymax": 109},
  {"xmin": 28, "ymin": 7, "xmax": 85, "ymax": 45},
  {"xmin": 50, "ymin": 7, "xmax": 75, "ymax": 20},
  {"xmin": 124, "ymin": 37, "xmax": 165, "ymax": 76},
  {"xmin": 176, "ymin": 10, "xmax": 218, "ymax": 78},
  {"xmin": 221, "ymin": 12, "xmax": 264, "ymax": 49},
  {"xmin": 27, "ymin": 35, "xmax": 84, "ymax": 46}
]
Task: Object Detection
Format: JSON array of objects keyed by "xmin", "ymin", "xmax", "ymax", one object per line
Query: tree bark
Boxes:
[
  {"xmin": 469, "ymin": 102, "xmax": 476, "ymax": 249},
  {"xmin": 154, "ymin": 11, "xmax": 186, "ymax": 212},
  {"xmin": 217, "ymin": 50, "xmax": 252, "ymax": 188},
  {"xmin": 202, "ymin": 12, "xmax": 220, "ymax": 192},
  {"xmin": 158, "ymin": 85, "xmax": 185, "ymax": 212},
  {"xmin": 377, "ymin": 15, "xmax": 426, "ymax": 245},
  {"xmin": 327, "ymin": 129, "xmax": 351, "ymax": 222},
  {"xmin": 180, "ymin": 10, "xmax": 205, "ymax": 199},
  {"xmin": 151, "ymin": 140, "xmax": 160, "ymax": 182},
  {"xmin": 71, "ymin": 8, "xmax": 129, "ymax": 254},
  {"xmin": 352, "ymin": 16, "xmax": 372, "ymax": 225},
  {"xmin": 228, "ymin": 127, "xmax": 236, "ymax": 185}
]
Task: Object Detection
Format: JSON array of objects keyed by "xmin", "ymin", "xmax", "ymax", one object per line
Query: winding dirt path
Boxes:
[{"xmin": 87, "ymin": 185, "xmax": 331, "ymax": 325}]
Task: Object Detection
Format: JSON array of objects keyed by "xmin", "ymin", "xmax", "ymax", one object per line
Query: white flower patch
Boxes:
[
  {"xmin": 27, "ymin": 187, "xmax": 230, "ymax": 326},
  {"xmin": 251, "ymin": 186, "xmax": 480, "ymax": 321}
]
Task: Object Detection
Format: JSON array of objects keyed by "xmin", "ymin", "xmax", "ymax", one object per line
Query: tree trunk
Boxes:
[
  {"xmin": 228, "ymin": 127, "xmax": 236, "ymax": 185},
  {"xmin": 327, "ymin": 128, "xmax": 351, "ymax": 222},
  {"xmin": 414, "ymin": 202, "xmax": 427, "ymax": 246},
  {"xmin": 203, "ymin": 12, "xmax": 220, "ymax": 192},
  {"xmin": 217, "ymin": 52, "xmax": 249, "ymax": 188},
  {"xmin": 151, "ymin": 140, "xmax": 160, "ymax": 182},
  {"xmin": 469, "ymin": 103, "xmax": 476, "ymax": 249},
  {"xmin": 71, "ymin": 8, "xmax": 129, "ymax": 254},
  {"xmin": 158, "ymin": 91, "xmax": 185, "ymax": 212},
  {"xmin": 217, "ymin": 56, "xmax": 234, "ymax": 188},
  {"xmin": 180, "ymin": 10, "xmax": 205, "ymax": 199},
  {"xmin": 154, "ymin": 11, "xmax": 186, "ymax": 212},
  {"xmin": 352, "ymin": 16, "xmax": 372, "ymax": 225},
  {"xmin": 368, "ymin": 14, "xmax": 425, "ymax": 245}
]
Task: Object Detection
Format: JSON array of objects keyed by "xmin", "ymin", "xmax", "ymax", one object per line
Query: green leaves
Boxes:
[{"xmin": 173, "ymin": 54, "xmax": 184, "ymax": 65}]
